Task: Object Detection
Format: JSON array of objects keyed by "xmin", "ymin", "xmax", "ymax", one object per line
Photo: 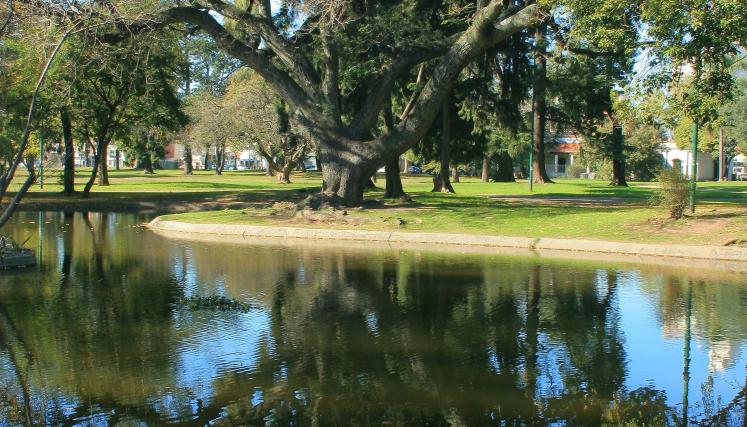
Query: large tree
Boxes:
[
  {"xmin": 45, "ymin": 0, "xmax": 543, "ymax": 206},
  {"xmin": 61, "ymin": 32, "xmax": 183, "ymax": 196},
  {"xmin": 30, "ymin": 0, "xmax": 746, "ymax": 202}
]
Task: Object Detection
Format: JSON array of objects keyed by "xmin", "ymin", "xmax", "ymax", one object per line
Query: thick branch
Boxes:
[
  {"xmin": 345, "ymin": 40, "xmax": 454, "ymax": 139},
  {"xmin": 399, "ymin": 64, "xmax": 426, "ymax": 120},
  {"xmin": 373, "ymin": 2, "xmax": 540, "ymax": 162},
  {"xmin": 321, "ymin": 31, "xmax": 341, "ymax": 126},
  {"xmin": 199, "ymin": 0, "xmax": 320, "ymax": 96}
]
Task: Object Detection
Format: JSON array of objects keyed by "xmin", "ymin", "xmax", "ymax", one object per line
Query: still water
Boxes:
[{"xmin": 0, "ymin": 211, "xmax": 746, "ymax": 426}]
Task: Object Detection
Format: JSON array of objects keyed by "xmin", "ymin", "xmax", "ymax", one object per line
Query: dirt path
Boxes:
[{"xmin": 485, "ymin": 195, "xmax": 646, "ymax": 206}]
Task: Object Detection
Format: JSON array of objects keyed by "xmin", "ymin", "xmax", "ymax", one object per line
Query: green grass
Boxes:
[{"xmin": 17, "ymin": 168, "xmax": 747, "ymax": 245}]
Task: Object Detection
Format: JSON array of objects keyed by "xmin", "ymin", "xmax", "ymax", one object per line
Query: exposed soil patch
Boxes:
[
  {"xmin": 486, "ymin": 195, "xmax": 646, "ymax": 207},
  {"xmin": 627, "ymin": 209, "xmax": 747, "ymax": 246}
]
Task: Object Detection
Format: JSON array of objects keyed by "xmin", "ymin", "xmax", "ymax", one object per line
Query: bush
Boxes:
[
  {"xmin": 650, "ymin": 168, "xmax": 689, "ymax": 219},
  {"xmin": 567, "ymin": 162, "xmax": 587, "ymax": 178}
]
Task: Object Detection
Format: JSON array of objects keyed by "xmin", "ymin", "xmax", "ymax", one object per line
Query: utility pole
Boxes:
[
  {"xmin": 689, "ymin": 122, "xmax": 698, "ymax": 214},
  {"xmin": 718, "ymin": 128, "xmax": 725, "ymax": 181}
]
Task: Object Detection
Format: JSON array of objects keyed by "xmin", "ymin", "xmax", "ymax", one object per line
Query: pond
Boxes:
[{"xmin": 0, "ymin": 211, "xmax": 746, "ymax": 425}]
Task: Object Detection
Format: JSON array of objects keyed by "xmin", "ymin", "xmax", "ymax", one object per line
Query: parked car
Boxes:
[{"xmin": 407, "ymin": 165, "xmax": 422, "ymax": 174}]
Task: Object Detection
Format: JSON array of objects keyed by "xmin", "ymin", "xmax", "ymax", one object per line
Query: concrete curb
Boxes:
[{"xmin": 147, "ymin": 218, "xmax": 747, "ymax": 263}]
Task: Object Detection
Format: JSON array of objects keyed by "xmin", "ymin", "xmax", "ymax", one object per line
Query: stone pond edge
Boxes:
[{"xmin": 148, "ymin": 218, "xmax": 747, "ymax": 263}]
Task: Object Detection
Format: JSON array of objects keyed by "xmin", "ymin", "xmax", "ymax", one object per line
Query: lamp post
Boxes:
[
  {"xmin": 689, "ymin": 122, "xmax": 698, "ymax": 214},
  {"xmin": 39, "ymin": 133, "xmax": 43, "ymax": 190}
]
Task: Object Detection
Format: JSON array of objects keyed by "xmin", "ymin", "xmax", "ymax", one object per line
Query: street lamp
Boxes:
[{"xmin": 689, "ymin": 122, "xmax": 698, "ymax": 214}]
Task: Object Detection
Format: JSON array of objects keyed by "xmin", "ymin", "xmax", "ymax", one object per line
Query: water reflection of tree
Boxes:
[
  {"xmin": 0, "ymin": 212, "xmax": 187, "ymax": 424},
  {"xmin": 2, "ymin": 217, "xmax": 745, "ymax": 425},
  {"xmin": 192, "ymin": 253, "xmax": 639, "ymax": 425}
]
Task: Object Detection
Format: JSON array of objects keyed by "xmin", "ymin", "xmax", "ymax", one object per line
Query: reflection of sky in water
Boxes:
[
  {"xmin": 619, "ymin": 275, "xmax": 747, "ymax": 418},
  {"xmin": 171, "ymin": 309, "xmax": 273, "ymax": 399}
]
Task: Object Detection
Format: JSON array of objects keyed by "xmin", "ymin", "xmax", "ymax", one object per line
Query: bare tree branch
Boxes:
[{"xmin": 0, "ymin": 0, "xmax": 13, "ymax": 40}]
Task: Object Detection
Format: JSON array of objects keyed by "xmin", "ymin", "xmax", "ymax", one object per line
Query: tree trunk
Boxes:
[
  {"xmin": 384, "ymin": 156, "xmax": 405, "ymax": 199},
  {"xmin": 494, "ymin": 151, "xmax": 516, "ymax": 182},
  {"xmin": 184, "ymin": 144, "xmax": 193, "ymax": 175},
  {"xmin": 83, "ymin": 137, "xmax": 107, "ymax": 197},
  {"xmin": 402, "ymin": 157, "xmax": 410, "ymax": 174},
  {"xmin": 204, "ymin": 151, "xmax": 209, "ymax": 170},
  {"xmin": 115, "ymin": 148, "xmax": 120, "ymax": 170},
  {"xmin": 215, "ymin": 145, "xmax": 224, "ymax": 175},
  {"xmin": 143, "ymin": 156, "xmax": 155, "ymax": 174},
  {"xmin": 277, "ymin": 161, "xmax": 295, "ymax": 184},
  {"xmin": 481, "ymin": 156, "xmax": 490, "ymax": 183},
  {"xmin": 314, "ymin": 155, "xmax": 370, "ymax": 208},
  {"xmin": 60, "ymin": 107, "xmax": 75, "ymax": 195},
  {"xmin": 610, "ymin": 125, "xmax": 628, "ymax": 186},
  {"xmin": 432, "ymin": 99, "xmax": 455, "ymax": 193},
  {"xmin": 532, "ymin": 24, "xmax": 553, "ymax": 184},
  {"xmin": 383, "ymin": 96, "xmax": 406, "ymax": 199},
  {"xmin": 265, "ymin": 159, "xmax": 273, "ymax": 176},
  {"xmin": 451, "ymin": 166, "xmax": 460, "ymax": 183},
  {"xmin": 97, "ymin": 144, "xmax": 109, "ymax": 186},
  {"xmin": 277, "ymin": 171, "xmax": 290, "ymax": 183}
]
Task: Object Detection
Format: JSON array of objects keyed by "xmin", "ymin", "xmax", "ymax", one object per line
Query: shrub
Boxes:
[
  {"xmin": 567, "ymin": 162, "xmax": 587, "ymax": 178},
  {"xmin": 650, "ymin": 168, "xmax": 689, "ymax": 219}
]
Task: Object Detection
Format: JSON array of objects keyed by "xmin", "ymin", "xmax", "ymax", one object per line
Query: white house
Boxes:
[
  {"xmin": 729, "ymin": 154, "xmax": 746, "ymax": 180},
  {"xmin": 545, "ymin": 131, "xmax": 582, "ymax": 178},
  {"xmin": 237, "ymin": 148, "xmax": 266, "ymax": 170},
  {"xmin": 660, "ymin": 142, "xmax": 715, "ymax": 181}
]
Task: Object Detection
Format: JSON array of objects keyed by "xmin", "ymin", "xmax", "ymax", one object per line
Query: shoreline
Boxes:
[{"xmin": 148, "ymin": 217, "xmax": 747, "ymax": 264}]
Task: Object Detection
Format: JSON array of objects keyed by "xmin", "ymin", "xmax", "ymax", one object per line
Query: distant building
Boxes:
[
  {"xmin": 164, "ymin": 143, "xmax": 268, "ymax": 171},
  {"xmin": 106, "ymin": 145, "xmax": 126, "ymax": 168},
  {"xmin": 71, "ymin": 144, "xmax": 125, "ymax": 168},
  {"xmin": 545, "ymin": 131, "xmax": 583, "ymax": 178},
  {"xmin": 660, "ymin": 142, "xmax": 715, "ymax": 181},
  {"xmin": 161, "ymin": 142, "xmax": 184, "ymax": 169}
]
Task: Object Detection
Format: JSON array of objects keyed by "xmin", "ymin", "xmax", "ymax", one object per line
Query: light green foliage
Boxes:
[
  {"xmin": 545, "ymin": 0, "xmax": 639, "ymax": 56},
  {"xmin": 0, "ymin": 20, "xmax": 52, "ymax": 165},
  {"xmin": 185, "ymin": 91, "xmax": 231, "ymax": 154},
  {"xmin": 186, "ymin": 69, "xmax": 278, "ymax": 154},
  {"xmin": 187, "ymin": 69, "xmax": 310, "ymax": 172},
  {"xmin": 672, "ymin": 115, "xmax": 717, "ymax": 150},
  {"xmin": 222, "ymin": 70, "xmax": 282, "ymax": 152},
  {"xmin": 613, "ymin": 93, "xmax": 666, "ymax": 181},
  {"xmin": 641, "ymin": 0, "xmax": 747, "ymax": 124},
  {"xmin": 718, "ymin": 73, "xmax": 747, "ymax": 156},
  {"xmin": 182, "ymin": 34, "xmax": 241, "ymax": 96}
]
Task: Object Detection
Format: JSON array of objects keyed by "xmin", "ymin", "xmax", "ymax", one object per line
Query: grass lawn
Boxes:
[
  {"xmin": 10, "ymin": 168, "xmax": 747, "ymax": 245},
  {"xmin": 31, "ymin": 168, "xmax": 735, "ymax": 246}
]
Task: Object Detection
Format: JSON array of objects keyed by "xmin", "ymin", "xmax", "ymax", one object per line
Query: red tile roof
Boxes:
[{"xmin": 548, "ymin": 143, "xmax": 581, "ymax": 154}]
